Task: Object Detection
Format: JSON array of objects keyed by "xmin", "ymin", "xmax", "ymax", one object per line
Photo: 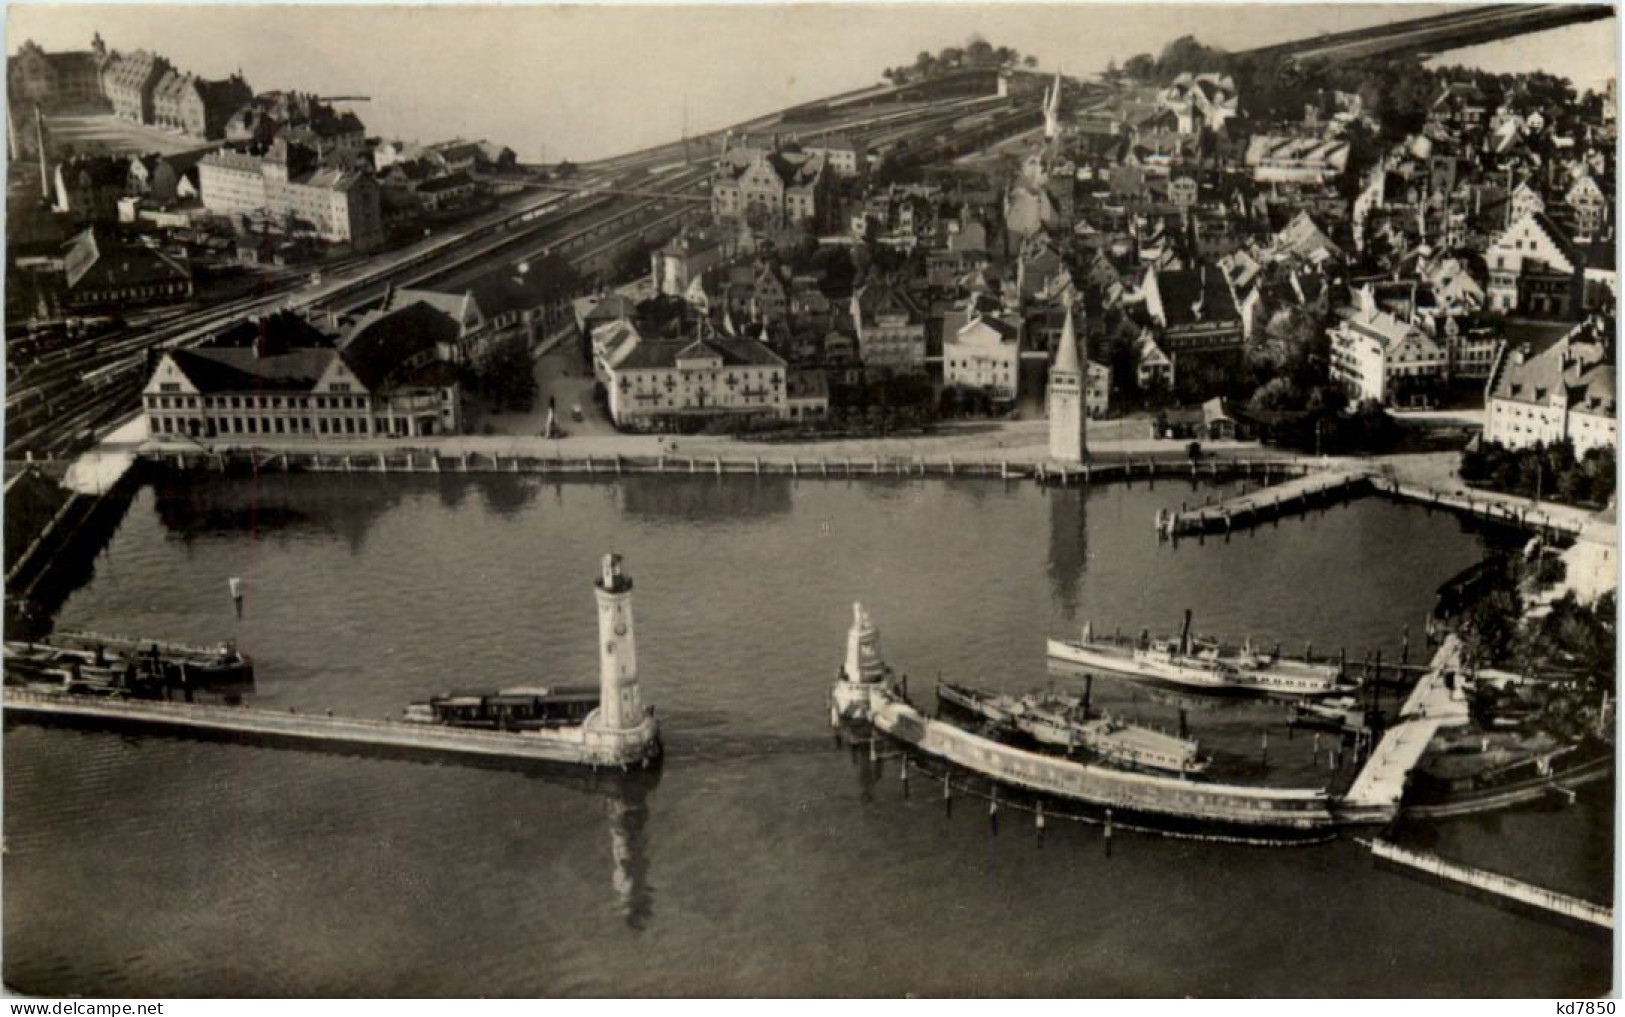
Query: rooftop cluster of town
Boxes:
[{"xmin": 7, "ymin": 31, "xmax": 1617, "ymax": 460}]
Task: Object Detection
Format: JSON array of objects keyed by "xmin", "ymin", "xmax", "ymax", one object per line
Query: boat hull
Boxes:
[
  {"xmin": 875, "ymin": 700, "xmax": 1335, "ymax": 844},
  {"xmin": 1047, "ymin": 639, "xmax": 1347, "ymax": 697}
]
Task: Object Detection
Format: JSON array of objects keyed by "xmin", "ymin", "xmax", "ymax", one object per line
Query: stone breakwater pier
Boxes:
[
  {"xmin": 3, "ymin": 688, "xmax": 654, "ymax": 769},
  {"xmin": 5, "ymin": 552, "xmax": 662, "ymax": 771}
]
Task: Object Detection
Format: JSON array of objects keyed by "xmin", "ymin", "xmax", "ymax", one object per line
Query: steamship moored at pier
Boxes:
[{"xmin": 831, "ymin": 605, "xmax": 1338, "ymax": 843}]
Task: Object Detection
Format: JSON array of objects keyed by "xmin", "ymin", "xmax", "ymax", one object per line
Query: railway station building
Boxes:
[{"xmin": 142, "ymin": 306, "xmax": 464, "ymax": 442}]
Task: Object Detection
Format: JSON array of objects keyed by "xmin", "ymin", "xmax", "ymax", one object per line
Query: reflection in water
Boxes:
[
  {"xmin": 604, "ymin": 773, "xmax": 656, "ymax": 930},
  {"xmin": 151, "ymin": 472, "xmax": 403, "ymax": 553},
  {"xmin": 617, "ymin": 475, "xmax": 792, "ymax": 522},
  {"xmin": 477, "ymin": 475, "xmax": 540, "ymax": 517},
  {"xmin": 519, "ymin": 765, "xmax": 660, "ymax": 930},
  {"xmin": 1046, "ymin": 488, "xmax": 1088, "ymax": 619}
]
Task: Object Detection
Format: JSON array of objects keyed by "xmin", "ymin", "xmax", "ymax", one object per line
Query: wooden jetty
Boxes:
[
  {"xmin": 1360, "ymin": 837, "xmax": 1613, "ymax": 932},
  {"xmin": 1157, "ymin": 471, "xmax": 1371, "ymax": 538},
  {"xmin": 1380, "ymin": 480, "xmax": 1585, "ymax": 538},
  {"xmin": 1333, "ymin": 637, "xmax": 1472, "ymax": 825},
  {"xmin": 3, "ymin": 689, "xmax": 655, "ymax": 770}
]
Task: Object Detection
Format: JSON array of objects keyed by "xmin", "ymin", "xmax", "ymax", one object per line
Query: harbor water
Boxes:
[{"xmin": 4, "ymin": 472, "xmax": 1613, "ymax": 996}]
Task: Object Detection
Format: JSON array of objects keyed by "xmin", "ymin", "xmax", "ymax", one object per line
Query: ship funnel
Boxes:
[
  {"xmin": 1180, "ymin": 609, "xmax": 1193, "ymax": 656},
  {"xmin": 1081, "ymin": 621, "xmax": 1093, "ymax": 644}
]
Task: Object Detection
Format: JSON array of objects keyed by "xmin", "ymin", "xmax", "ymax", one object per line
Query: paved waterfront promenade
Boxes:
[{"xmin": 139, "ymin": 418, "xmax": 1257, "ymax": 466}]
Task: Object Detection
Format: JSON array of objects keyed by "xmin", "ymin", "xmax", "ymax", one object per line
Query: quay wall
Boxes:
[
  {"xmin": 3, "ymin": 690, "xmax": 657, "ymax": 771},
  {"xmin": 6, "ymin": 462, "xmax": 145, "ymax": 638},
  {"xmin": 140, "ymin": 446, "xmax": 1317, "ymax": 487}
]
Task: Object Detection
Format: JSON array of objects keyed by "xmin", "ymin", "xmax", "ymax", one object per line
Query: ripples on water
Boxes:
[{"xmin": 4, "ymin": 473, "xmax": 1612, "ymax": 995}]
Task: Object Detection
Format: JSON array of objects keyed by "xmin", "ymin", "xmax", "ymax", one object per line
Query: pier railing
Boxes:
[
  {"xmin": 1362, "ymin": 837, "xmax": 1613, "ymax": 931},
  {"xmin": 144, "ymin": 447, "xmax": 1316, "ymax": 486}
]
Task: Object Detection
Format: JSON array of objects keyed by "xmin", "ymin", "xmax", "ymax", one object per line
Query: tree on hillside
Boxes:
[
  {"xmin": 1156, "ymin": 35, "xmax": 1228, "ymax": 80},
  {"xmin": 1123, "ymin": 53, "xmax": 1156, "ymax": 81}
]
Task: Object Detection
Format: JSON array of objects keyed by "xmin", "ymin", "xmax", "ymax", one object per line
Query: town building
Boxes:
[
  {"xmin": 1086, "ymin": 361, "xmax": 1111, "ymax": 417},
  {"xmin": 850, "ymin": 281, "xmax": 926, "ymax": 372},
  {"xmin": 199, "ymin": 140, "xmax": 383, "ymax": 250},
  {"xmin": 127, "ymin": 150, "xmax": 206, "ymax": 206},
  {"xmin": 785, "ymin": 369, "xmax": 831, "ymax": 421},
  {"xmin": 62, "ymin": 226, "xmax": 193, "ymax": 309},
  {"xmin": 802, "ymin": 137, "xmax": 867, "ymax": 178},
  {"xmin": 142, "ymin": 306, "xmax": 463, "ymax": 442},
  {"xmin": 1485, "ymin": 210, "xmax": 1584, "ymax": 317},
  {"xmin": 652, "ymin": 229, "xmax": 731, "ymax": 297},
  {"xmin": 102, "ymin": 49, "xmax": 171, "ymax": 123},
  {"xmin": 1159, "ymin": 72, "xmax": 1238, "ymax": 134},
  {"xmin": 711, "ymin": 144, "xmax": 830, "ymax": 230},
  {"xmin": 7, "ymin": 35, "xmax": 111, "ymax": 114},
  {"xmin": 1328, "ymin": 293, "xmax": 1447, "ymax": 404},
  {"xmin": 225, "ymin": 92, "xmax": 366, "ymax": 152},
  {"xmin": 53, "ymin": 155, "xmax": 129, "ymax": 223},
  {"xmin": 150, "ymin": 69, "xmax": 251, "ymax": 139},
  {"xmin": 1243, "ymin": 135, "xmax": 1350, "ymax": 185},
  {"xmin": 601, "ymin": 332, "xmax": 788, "ymax": 429},
  {"xmin": 1136, "ymin": 332, "xmax": 1174, "ymax": 389},
  {"xmin": 1565, "ymin": 173, "xmax": 1610, "ymax": 240},
  {"xmin": 1142, "ymin": 264, "xmax": 1244, "ymax": 362},
  {"xmin": 414, "ymin": 171, "xmax": 476, "ymax": 212},
  {"xmin": 1483, "ymin": 318, "xmax": 1616, "ymax": 453},
  {"xmin": 944, "ymin": 310, "xmax": 1021, "ymax": 402}
]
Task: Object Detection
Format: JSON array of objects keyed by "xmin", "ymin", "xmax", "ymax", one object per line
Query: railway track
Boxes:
[{"xmin": 8, "ymin": 87, "xmax": 1035, "ymax": 459}]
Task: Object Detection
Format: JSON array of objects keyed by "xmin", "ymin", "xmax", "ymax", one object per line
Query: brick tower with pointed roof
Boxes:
[{"xmin": 1048, "ymin": 303, "xmax": 1086, "ymax": 462}]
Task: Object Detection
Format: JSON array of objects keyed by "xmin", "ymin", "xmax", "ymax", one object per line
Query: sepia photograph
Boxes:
[{"xmin": 1, "ymin": 0, "xmax": 1619, "ymax": 998}]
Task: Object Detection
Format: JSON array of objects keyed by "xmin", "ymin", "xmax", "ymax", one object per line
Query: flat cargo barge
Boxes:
[
  {"xmin": 4, "ymin": 688, "xmax": 661, "ymax": 769},
  {"xmin": 872, "ymin": 699, "xmax": 1336, "ymax": 844}
]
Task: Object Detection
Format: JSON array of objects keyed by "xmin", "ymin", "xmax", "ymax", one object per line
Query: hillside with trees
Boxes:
[{"xmin": 881, "ymin": 35, "xmax": 1038, "ymax": 86}]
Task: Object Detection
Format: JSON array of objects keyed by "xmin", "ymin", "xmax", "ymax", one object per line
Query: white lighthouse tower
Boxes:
[
  {"xmin": 594, "ymin": 552, "xmax": 641, "ymax": 728},
  {"xmin": 585, "ymin": 553, "xmax": 660, "ymax": 765},
  {"xmin": 1047, "ymin": 303, "xmax": 1087, "ymax": 463}
]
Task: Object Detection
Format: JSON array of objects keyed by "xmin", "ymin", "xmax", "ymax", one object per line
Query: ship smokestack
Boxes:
[{"xmin": 1180, "ymin": 609, "xmax": 1193, "ymax": 656}]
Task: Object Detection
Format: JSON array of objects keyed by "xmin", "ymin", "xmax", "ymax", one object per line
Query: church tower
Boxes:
[
  {"xmin": 593, "ymin": 553, "xmax": 643, "ymax": 731},
  {"xmin": 1048, "ymin": 303, "xmax": 1086, "ymax": 463},
  {"xmin": 1043, "ymin": 68, "xmax": 1064, "ymax": 142}
]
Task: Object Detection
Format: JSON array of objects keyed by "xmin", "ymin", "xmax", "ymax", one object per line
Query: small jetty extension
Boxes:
[
  {"xmin": 4, "ymin": 553, "xmax": 661, "ymax": 770},
  {"xmin": 1156, "ymin": 468, "xmax": 1587, "ymax": 541},
  {"xmin": 1157, "ymin": 471, "xmax": 1371, "ymax": 538},
  {"xmin": 1334, "ymin": 636, "xmax": 1471, "ymax": 824},
  {"xmin": 1360, "ymin": 838, "xmax": 1613, "ymax": 932}
]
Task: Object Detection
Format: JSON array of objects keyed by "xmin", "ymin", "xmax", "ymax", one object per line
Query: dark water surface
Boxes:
[{"xmin": 5, "ymin": 473, "xmax": 1613, "ymax": 996}]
